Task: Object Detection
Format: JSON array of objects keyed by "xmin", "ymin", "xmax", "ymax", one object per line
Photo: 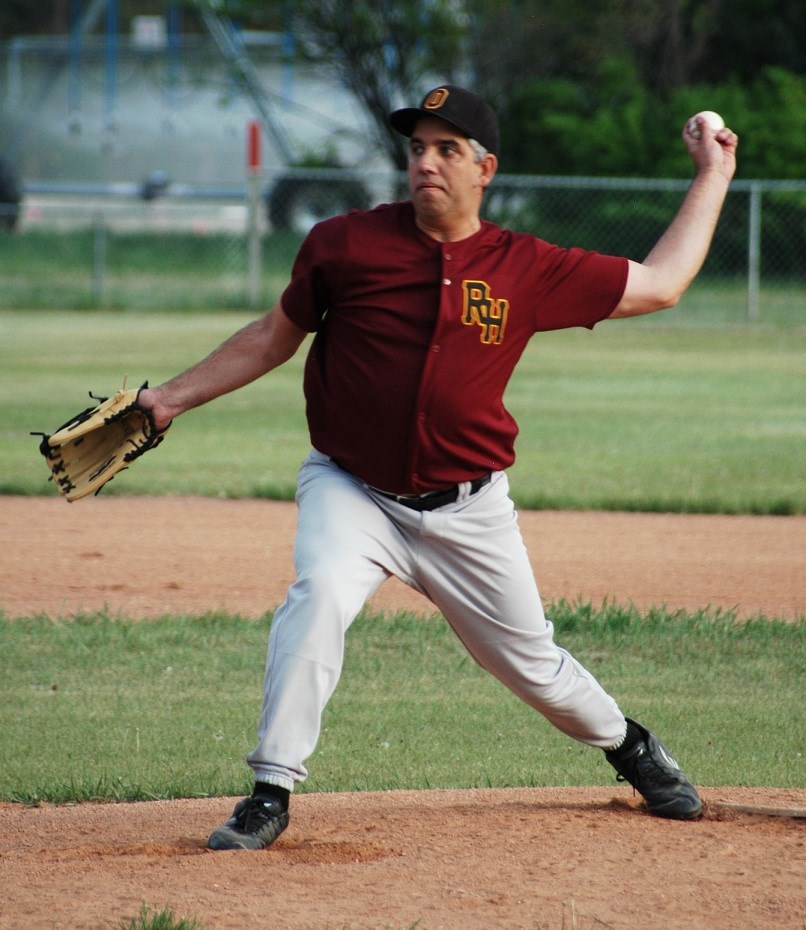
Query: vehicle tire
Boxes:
[
  {"xmin": 0, "ymin": 159, "xmax": 21, "ymax": 232},
  {"xmin": 267, "ymin": 176, "xmax": 371, "ymax": 234}
]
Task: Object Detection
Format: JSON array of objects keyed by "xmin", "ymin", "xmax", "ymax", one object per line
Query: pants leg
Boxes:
[
  {"xmin": 378, "ymin": 472, "xmax": 626, "ymax": 748},
  {"xmin": 246, "ymin": 452, "xmax": 415, "ymax": 789}
]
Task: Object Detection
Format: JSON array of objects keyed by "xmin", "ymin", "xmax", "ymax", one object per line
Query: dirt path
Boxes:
[{"xmin": 0, "ymin": 497, "xmax": 804, "ymax": 930}]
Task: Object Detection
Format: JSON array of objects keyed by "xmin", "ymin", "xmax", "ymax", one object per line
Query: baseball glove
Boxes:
[{"xmin": 33, "ymin": 383, "xmax": 170, "ymax": 502}]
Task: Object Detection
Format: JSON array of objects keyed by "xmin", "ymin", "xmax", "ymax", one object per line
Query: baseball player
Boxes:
[{"xmin": 139, "ymin": 85, "xmax": 738, "ymax": 849}]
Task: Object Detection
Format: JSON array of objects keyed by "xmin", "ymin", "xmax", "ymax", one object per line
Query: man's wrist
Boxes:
[{"xmin": 140, "ymin": 384, "xmax": 176, "ymax": 431}]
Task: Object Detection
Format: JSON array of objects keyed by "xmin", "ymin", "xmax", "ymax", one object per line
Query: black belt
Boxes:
[{"xmin": 372, "ymin": 474, "xmax": 491, "ymax": 511}]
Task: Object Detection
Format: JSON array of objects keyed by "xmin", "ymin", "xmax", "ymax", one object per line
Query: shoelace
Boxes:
[
  {"xmin": 633, "ymin": 748, "xmax": 685, "ymax": 786},
  {"xmin": 238, "ymin": 799, "xmax": 277, "ymax": 830}
]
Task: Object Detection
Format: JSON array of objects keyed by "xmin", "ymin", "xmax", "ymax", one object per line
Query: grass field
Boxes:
[
  {"xmin": 1, "ymin": 304, "xmax": 803, "ymax": 810},
  {"xmin": 1, "ymin": 605, "xmax": 803, "ymax": 804},
  {"xmin": 2, "ymin": 309, "xmax": 803, "ymax": 513}
]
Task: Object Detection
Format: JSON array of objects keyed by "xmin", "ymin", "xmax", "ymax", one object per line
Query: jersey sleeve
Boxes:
[
  {"xmin": 532, "ymin": 242, "xmax": 629, "ymax": 331},
  {"xmin": 280, "ymin": 216, "xmax": 346, "ymax": 332}
]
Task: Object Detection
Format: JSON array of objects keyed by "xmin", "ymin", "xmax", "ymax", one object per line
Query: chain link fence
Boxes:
[
  {"xmin": 485, "ymin": 175, "xmax": 805, "ymax": 324},
  {"xmin": 1, "ymin": 170, "xmax": 803, "ymax": 323}
]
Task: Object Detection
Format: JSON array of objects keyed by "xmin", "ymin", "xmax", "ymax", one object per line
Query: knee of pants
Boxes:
[
  {"xmin": 269, "ymin": 563, "xmax": 376, "ymax": 667},
  {"xmin": 295, "ymin": 555, "xmax": 380, "ymax": 615},
  {"xmin": 468, "ymin": 633, "xmax": 581, "ymax": 696},
  {"xmin": 507, "ymin": 648, "xmax": 611, "ymax": 714}
]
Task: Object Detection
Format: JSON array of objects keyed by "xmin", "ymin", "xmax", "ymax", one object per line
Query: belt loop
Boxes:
[{"xmin": 455, "ymin": 480, "xmax": 472, "ymax": 503}]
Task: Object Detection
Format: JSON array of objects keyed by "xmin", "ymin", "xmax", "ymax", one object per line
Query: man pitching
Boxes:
[{"xmin": 139, "ymin": 85, "xmax": 738, "ymax": 848}]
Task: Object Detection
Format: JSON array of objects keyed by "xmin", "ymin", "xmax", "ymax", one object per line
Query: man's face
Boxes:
[{"xmin": 407, "ymin": 117, "xmax": 494, "ymax": 224}]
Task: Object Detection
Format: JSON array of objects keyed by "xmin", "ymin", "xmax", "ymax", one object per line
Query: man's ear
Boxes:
[{"xmin": 479, "ymin": 153, "xmax": 498, "ymax": 189}]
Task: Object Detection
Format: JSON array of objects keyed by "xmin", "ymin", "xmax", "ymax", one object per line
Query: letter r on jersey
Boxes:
[{"xmin": 461, "ymin": 280, "xmax": 509, "ymax": 345}]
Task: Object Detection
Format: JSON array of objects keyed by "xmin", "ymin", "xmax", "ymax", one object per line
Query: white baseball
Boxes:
[{"xmin": 686, "ymin": 110, "xmax": 725, "ymax": 140}]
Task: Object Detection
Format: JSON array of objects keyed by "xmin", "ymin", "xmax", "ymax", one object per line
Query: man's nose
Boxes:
[{"xmin": 416, "ymin": 149, "xmax": 438, "ymax": 172}]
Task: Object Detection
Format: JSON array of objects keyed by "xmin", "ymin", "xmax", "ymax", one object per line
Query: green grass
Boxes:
[
  {"xmin": 504, "ymin": 323, "xmax": 805, "ymax": 513},
  {"xmin": 1, "ymin": 309, "xmax": 804, "ymax": 512},
  {"xmin": 654, "ymin": 278, "xmax": 805, "ymax": 328},
  {"xmin": 0, "ymin": 604, "xmax": 802, "ymax": 804},
  {"xmin": 117, "ymin": 904, "xmax": 203, "ymax": 930}
]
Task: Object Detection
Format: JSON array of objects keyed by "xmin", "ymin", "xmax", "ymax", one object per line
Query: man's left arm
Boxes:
[{"xmin": 609, "ymin": 117, "xmax": 739, "ymax": 319}]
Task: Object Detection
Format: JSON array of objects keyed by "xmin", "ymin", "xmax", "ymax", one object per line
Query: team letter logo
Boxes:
[
  {"xmin": 462, "ymin": 280, "xmax": 509, "ymax": 345},
  {"xmin": 424, "ymin": 88, "xmax": 449, "ymax": 110}
]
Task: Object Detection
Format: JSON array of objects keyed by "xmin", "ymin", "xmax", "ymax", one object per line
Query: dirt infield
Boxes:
[
  {"xmin": 1, "ymin": 497, "xmax": 804, "ymax": 930},
  {"xmin": 2, "ymin": 497, "xmax": 804, "ymax": 621}
]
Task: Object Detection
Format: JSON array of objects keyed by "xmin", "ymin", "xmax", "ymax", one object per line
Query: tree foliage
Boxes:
[
  {"xmin": 467, "ymin": 0, "xmax": 804, "ymax": 97},
  {"xmin": 496, "ymin": 62, "xmax": 806, "ymax": 179},
  {"xmin": 0, "ymin": 0, "xmax": 54, "ymax": 39}
]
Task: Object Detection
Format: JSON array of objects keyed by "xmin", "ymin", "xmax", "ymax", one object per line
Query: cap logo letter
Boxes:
[{"xmin": 424, "ymin": 88, "xmax": 449, "ymax": 110}]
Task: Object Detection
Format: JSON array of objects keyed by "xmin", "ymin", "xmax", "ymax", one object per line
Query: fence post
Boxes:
[
  {"xmin": 93, "ymin": 210, "xmax": 106, "ymax": 304},
  {"xmin": 747, "ymin": 182, "xmax": 761, "ymax": 322},
  {"xmin": 246, "ymin": 119, "xmax": 262, "ymax": 310}
]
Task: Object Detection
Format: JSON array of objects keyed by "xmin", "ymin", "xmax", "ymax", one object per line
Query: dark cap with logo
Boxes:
[{"xmin": 390, "ymin": 85, "xmax": 499, "ymax": 157}]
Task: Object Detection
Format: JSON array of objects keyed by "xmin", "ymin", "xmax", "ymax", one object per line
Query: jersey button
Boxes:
[{"xmin": 443, "ymin": 278, "xmax": 451, "ymax": 286}]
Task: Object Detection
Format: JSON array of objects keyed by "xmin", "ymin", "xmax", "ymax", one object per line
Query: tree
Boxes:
[
  {"xmin": 595, "ymin": 0, "xmax": 727, "ymax": 93},
  {"xmin": 594, "ymin": 0, "xmax": 806, "ymax": 91},
  {"xmin": 0, "ymin": 0, "xmax": 58, "ymax": 39},
  {"xmin": 284, "ymin": 1, "xmax": 466, "ymax": 169},
  {"xmin": 467, "ymin": 0, "xmax": 805, "ymax": 98}
]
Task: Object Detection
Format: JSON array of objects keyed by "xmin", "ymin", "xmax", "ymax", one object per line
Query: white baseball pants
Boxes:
[{"xmin": 247, "ymin": 450, "xmax": 627, "ymax": 790}]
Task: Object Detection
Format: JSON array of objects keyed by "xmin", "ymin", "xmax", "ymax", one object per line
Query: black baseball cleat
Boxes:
[
  {"xmin": 605, "ymin": 718, "xmax": 703, "ymax": 820},
  {"xmin": 207, "ymin": 795, "xmax": 290, "ymax": 850}
]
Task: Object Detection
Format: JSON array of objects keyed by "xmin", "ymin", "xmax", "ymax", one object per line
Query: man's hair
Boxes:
[{"xmin": 468, "ymin": 138, "xmax": 489, "ymax": 163}]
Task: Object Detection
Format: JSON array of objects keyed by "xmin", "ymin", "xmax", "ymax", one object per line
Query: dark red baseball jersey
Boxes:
[{"xmin": 281, "ymin": 201, "xmax": 628, "ymax": 494}]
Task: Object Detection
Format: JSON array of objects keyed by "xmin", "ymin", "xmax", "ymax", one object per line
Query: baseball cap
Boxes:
[{"xmin": 390, "ymin": 85, "xmax": 499, "ymax": 157}]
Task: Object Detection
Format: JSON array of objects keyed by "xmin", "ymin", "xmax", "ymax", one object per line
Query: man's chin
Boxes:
[{"xmin": 413, "ymin": 191, "xmax": 448, "ymax": 215}]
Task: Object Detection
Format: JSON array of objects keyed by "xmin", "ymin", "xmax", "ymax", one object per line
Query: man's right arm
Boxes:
[
  {"xmin": 608, "ymin": 117, "xmax": 738, "ymax": 319},
  {"xmin": 139, "ymin": 301, "xmax": 308, "ymax": 430}
]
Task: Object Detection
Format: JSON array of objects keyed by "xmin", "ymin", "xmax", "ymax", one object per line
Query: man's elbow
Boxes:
[
  {"xmin": 610, "ymin": 289, "xmax": 681, "ymax": 319},
  {"xmin": 655, "ymin": 288, "xmax": 684, "ymax": 311},
  {"xmin": 611, "ymin": 264, "xmax": 685, "ymax": 318}
]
